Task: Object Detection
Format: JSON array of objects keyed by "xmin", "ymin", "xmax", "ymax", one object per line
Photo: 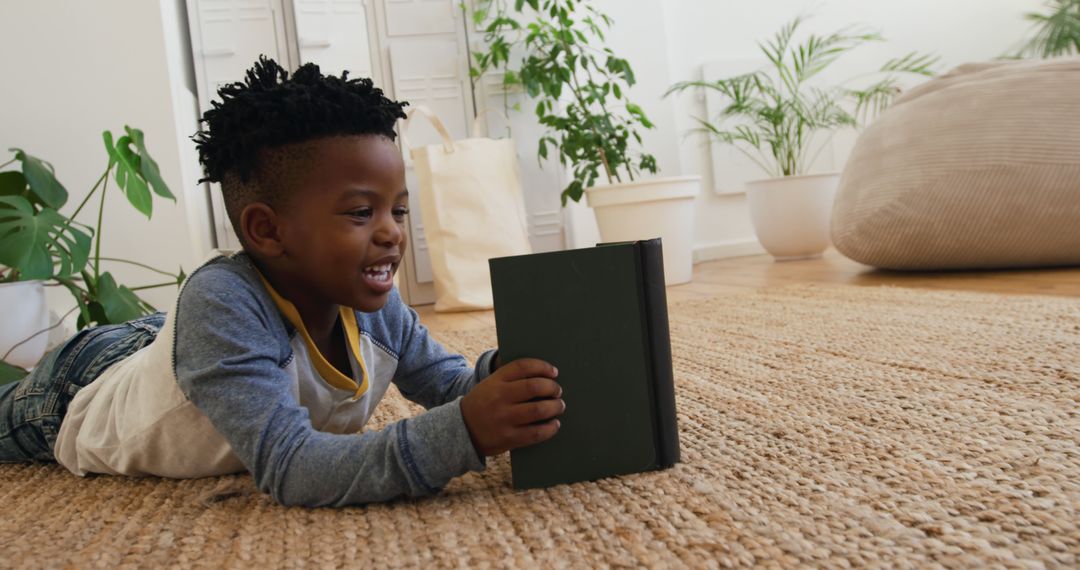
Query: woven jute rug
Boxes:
[{"xmin": 1, "ymin": 285, "xmax": 1077, "ymax": 569}]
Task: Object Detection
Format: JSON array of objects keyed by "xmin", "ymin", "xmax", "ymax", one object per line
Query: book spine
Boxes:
[{"xmin": 638, "ymin": 239, "xmax": 681, "ymax": 467}]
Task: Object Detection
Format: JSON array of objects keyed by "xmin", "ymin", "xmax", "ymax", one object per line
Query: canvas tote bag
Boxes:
[{"xmin": 402, "ymin": 106, "xmax": 532, "ymax": 312}]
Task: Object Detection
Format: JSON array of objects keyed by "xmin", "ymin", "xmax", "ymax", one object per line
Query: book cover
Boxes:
[{"xmin": 489, "ymin": 238, "xmax": 680, "ymax": 490}]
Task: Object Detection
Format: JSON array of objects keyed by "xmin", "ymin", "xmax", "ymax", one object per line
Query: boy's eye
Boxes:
[{"xmin": 344, "ymin": 207, "xmax": 408, "ymax": 221}]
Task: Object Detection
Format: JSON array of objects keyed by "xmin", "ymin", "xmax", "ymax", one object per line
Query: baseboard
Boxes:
[{"xmin": 693, "ymin": 239, "xmax": 766, "ymax": 263}]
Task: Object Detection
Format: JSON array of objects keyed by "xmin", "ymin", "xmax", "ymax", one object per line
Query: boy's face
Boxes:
[{"xmin": 274, "ymin": 135, "xmax": 409, "ymax": 313}]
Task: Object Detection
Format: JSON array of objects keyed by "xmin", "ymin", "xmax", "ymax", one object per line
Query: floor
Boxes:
[{"xmin": 414, "ymin": 250, "xmax": 1080, "ymax": 333}]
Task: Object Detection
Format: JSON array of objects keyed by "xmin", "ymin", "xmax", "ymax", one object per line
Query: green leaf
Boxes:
[
  {"xmin": 467, "ymin": 0, "xmax": 654, "ymax": 197},
  {"xmin": 58, "ymin": 278, "xmax": 92, "ymax": 330},
  {"xmin": 103, "ymin": 132, "xmax": 152, "ymax": 218},
  {"xmin": 9, "ymin": 149, "xmax": 68, "ymax": 209},
  {"xmin": 0, "ymin": 171, "xmax": 28, "ymax": 198},
  {"xmin": 0, "ymin": 196, "xmax": 92, "ymax": 280},
  {"xmin": 0, "ymin": 360, "xmax": 28, "ymax": 386},
  {"xmin": 880, "ymin": 51, "xmax": 939, "ymax": 76},
  {"xmin": 1020, "ymin": 0, "xmax": 1080, "ymax": 57},
  {"xmin": 79, "ymin": 301, "xmax": 110, "ymax": 330},
  {"xmin": 125, "ymin": 126, "xmax": 175, "ymax": 201},
  {"xmin": 96, "ymin": 272, "xmax": 147, "ymax": 324},
  {"xmin": 561, "ymin": 180, "xmax": 584, "ymax": 206},
  {"xmin": 626, "ymin": 103, "xmax": 653, "ymax": 128}
]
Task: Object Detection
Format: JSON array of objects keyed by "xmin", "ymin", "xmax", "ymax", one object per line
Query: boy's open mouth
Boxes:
[
  {"xmin": 361, "ymin": 258, "xmax": 398, "ymax": 293},
  {"xmin": 363, "ymin": 263, "xmax": 393, "ymax": 283}
]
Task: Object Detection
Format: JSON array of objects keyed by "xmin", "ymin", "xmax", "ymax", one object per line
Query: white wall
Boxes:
[
  {"xmin": 595, "ymin": 0, "xmax": 1045, "ymax": 260},
  {"xmin": 0, "ymin": 0, "xmax": 208, "ymax": 317},
  {"xmin": 1, "ymin": 0, "xmax": 1049, "ymax": 320}
]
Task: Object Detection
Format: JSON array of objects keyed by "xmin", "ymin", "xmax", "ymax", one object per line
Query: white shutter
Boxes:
[
  {"xmin": 293, "ymin": 0, "xmax": 376, "ymax": 79},
  {"xmin": 187, "ymin": 0, "xmax": 295, "ymax": 251}
]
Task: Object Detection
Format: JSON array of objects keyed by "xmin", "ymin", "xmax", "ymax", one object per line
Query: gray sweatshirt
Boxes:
[{"xmin": 54, "ymin": 252, "xmax": 496, "ymax": 507}]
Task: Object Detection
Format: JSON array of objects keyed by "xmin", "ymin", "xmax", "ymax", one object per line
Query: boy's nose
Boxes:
[{"xmin": 373, "ymin": 215, "xmax": 404, "ymax": 247}]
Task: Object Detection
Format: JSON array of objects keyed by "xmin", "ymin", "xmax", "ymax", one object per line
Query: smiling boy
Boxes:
[{"xmin": 0, "ymin": 57, "xmax": 564, "ymax": 506}]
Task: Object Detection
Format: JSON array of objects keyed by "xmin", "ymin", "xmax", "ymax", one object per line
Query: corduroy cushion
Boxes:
[{"xmin": 831, "ymin": 58, "xmax": 1080, "ymax": 270}]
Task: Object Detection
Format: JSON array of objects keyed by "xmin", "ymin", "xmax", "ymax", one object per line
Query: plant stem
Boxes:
[
  {"xmin": 93, "ymin": 167, "xmax": 109, "ymax": 282},
  {"xmin": 55, "ymin": 277, "xmax": 90, "ymax": 325},
  {"xmin": 570, "ymin": 33, "xmax": 621, "ymax": 179},
  {"xmin": 0, "ymin": 158, "xmax": 16, "ymax": 170},
  {"xmin": 0, "ymin": 306, "xmax": 80, "ymax": 363},
  {"xmin": 53, "ymin": 169, "xmax": 108, "ymax": 244},
  {"xmin": 128, "ymin": 281, "xmax": 179, "ymax": 292},
  {"xmin": 555, "ymin": 20, "xmax": 617, "ymax": 184},
  {"xmin": 70, "ymin": 170, "xmax": 108, "ymax": 221},
  {"xmin": 56, "ymin": 276, "xmax": 87, "ymax": 293},
  {"xmin": 461, "ymin": 1, "xmax": 480, "ymax": 119},
  {"xmin": 727, "ymin": 143, "xmax": 780, "ymax": 178},
  {"xmin": 97, "ymin": 257, "xmax": 178, "ymax": 279}
]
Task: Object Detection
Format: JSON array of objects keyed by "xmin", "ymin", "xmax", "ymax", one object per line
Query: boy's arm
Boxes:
[
  {"xmin": 173, "ymin": 270, "xmax": 483, "ymax": 507},
  {"xmin": 387, "ymin": 294, "xmax": 499, "ymax": 408}
]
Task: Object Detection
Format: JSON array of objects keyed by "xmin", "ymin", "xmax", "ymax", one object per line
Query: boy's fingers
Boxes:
[
  {"xmin": 499, "ymin": 358, "xmax": 558, "ymax": 382},
  {"xmin": 520, "ymin": 418, "xmax": 560, "ymax": 446},
  {"xmin": 509, "ymin": 398, "xmax": 566, "ymax": 426},
  {"xmin": 505, "ymin": 377, "xmax": 562, "ymax": 403}
]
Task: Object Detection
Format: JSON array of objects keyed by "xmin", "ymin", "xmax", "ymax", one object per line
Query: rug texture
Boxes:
[{"xmin": 1, "ymin": 285, "xmax": 1077, "ymax": 569}]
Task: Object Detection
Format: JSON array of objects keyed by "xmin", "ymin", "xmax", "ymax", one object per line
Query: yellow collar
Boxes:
[{"xmin": 257, "ymin": 274, "xmax": 370, "ymax": 399}]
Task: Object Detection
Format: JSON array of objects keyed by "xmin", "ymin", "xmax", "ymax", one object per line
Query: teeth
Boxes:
[{"xmin": 363, "ymin": 263, "xmax": 393, "ymax": 284}]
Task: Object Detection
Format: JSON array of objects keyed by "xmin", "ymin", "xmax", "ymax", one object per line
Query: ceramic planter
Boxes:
[
  {"xmin": 746, "ymin": 173, "xmax": 840, "ymax": 261},
  {"xmin": 0, "ymin": 279, "xmax": 49, "ymax": 369},
  {"xmin": 585, "ymin": 175, "xmax": 700, "ymax": 285}
]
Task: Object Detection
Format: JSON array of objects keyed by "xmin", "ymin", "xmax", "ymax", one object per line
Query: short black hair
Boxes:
[{"xmin": 192, "ymin": 56, "xmax": 408, "ymax": 237}]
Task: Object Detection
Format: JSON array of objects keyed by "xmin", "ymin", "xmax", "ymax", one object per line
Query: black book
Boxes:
[{"xmin": 489, "ymin": 238, "xmax": 680, "ymax": 490}]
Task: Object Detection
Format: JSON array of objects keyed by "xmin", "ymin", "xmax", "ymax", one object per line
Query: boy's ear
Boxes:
[{"xmin": 239, "ymin": 202, "xmax": 286, "ymax": 257}]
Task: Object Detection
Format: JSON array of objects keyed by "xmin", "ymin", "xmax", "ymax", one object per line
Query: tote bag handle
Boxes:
[{"xmin": 401, "ymin": 105, "xmax": 455, "ymax": 153}]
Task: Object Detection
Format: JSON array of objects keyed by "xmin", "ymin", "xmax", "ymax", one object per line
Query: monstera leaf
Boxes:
[
  {"xmin": 96, "ymin": 271, "xmax": 147, "ymax": 324},
  {"xmin": 0, "ymin": 171, "xmax": 27, "ymax": 196},
  {"xmin": 102, "ymin": 127, "xmax": 175, "ymax": 219},
  {"xmin": 0, "ymin": 196, "xmax": 92, "ymax": 280},
  {"xmin": 8, "ymin": 149, "xmax": 68, "ymax": 209},
  {"xmin": 0, "ymin": 361, "xmax": 28, "ymax": 386},
  {"xmin": 126, "ymin": 127, "xmax": 174, "ymax": 201}
]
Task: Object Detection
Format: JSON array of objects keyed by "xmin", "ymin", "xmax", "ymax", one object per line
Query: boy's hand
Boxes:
[{"xmin": 460, "ymin": 358, "xmax": 564, "ymax": 457}]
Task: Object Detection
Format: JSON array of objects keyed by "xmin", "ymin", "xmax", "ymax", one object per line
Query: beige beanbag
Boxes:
[{"xmin": 831, "ymin": 58, "xmax": 1080, "ymax": 270}]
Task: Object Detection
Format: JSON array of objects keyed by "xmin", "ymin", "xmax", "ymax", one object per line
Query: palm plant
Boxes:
[
  {"xmin": 666, "ymin": 16, "xmax": 937, "ymax": 178},
  {"xmin": 1019, "ymin": 0, "xmax": 1080, "ymax": 58}
]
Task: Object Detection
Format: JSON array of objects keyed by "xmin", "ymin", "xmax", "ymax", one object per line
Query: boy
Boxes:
[{"xmin": 0, "ymin": 57, "xmax": 564, "ymax": 507}]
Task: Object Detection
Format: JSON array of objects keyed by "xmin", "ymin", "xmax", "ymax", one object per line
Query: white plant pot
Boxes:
[
  {"xmin": 746, "ymin": 173, "xmax": 840, "ymax": 261},
  {"xmin": 585, "ymin": 175, "xmax": 700, "ymax": 285},
  {"xmin": 0, "ymin": 280, "xmax": 49, "ymax": 369}
]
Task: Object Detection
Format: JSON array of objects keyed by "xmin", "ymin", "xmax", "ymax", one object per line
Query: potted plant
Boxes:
[
  {"xmin": 469, "ymin": 0, "xmax": 700, "ymax": 284},
  {"xmin": 0, "ymin": 127, "xmax": 185, "ymax": 384},
  {"xmin": 1016, "ymin": 0, "xmax": 1080, "ymax": 58},
  {"xmin": 667, "ymin": 16, "xmax": 937, "ymax": 261}
]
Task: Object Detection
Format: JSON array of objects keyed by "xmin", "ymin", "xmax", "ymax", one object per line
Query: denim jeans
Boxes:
[{"xmin": 0, "ymin": 313, "xmax": 165, "ymax": 462}]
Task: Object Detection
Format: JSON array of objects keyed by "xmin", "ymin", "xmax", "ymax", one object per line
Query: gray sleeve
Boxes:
[
  {"xmin": 173, "ymin": 267, "xmax": 484, "ymax": 507},
  {"xmin": 390, "ymin": 298, "xmax": 500, "ymax": 408}
]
